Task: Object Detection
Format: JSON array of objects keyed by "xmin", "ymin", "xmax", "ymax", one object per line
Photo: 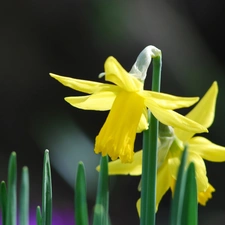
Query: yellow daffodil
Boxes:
[
  {"xmin": 106, "ymin": 81, "xmax": 225, "ymax": 212},
  {"xmin": 50, "ymin": 46, "xmax": 207, "ymax": 163}
]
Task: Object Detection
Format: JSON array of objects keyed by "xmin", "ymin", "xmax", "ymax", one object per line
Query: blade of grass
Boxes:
[
  {"xmin": 170, "ymin": 147, "xmax": 188, "ymax": 225},
  {"xmin": 182, "ymin": 162, "xmax": 198, "ymax": 225},
  {"xmin": 0, "ymin": 181, "xmax": 7, "ymax": 225},
  {"xmin": 75, "ymin": 162, "xmax": 89, "ymax": 225},
  {"xmin": 6, "ymin": 152, "xmax": 17, "ymax": 225},
  {"xmin": 42, "ymin": 150, "xmax": 52, "ymax": 225},
  {"xmin": 19, "ymin": 167, "xmax": 29, "ymax": 225},
  {"xmin": 36, "ymin": 206, "xmax": 42, "ymax": 225},
  {"xmin": 93, "ymin": 156, "xmax": 109, "ymax": 225}
]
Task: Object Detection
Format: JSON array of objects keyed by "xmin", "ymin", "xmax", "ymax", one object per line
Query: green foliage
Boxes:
[
  {"xmin": 75, "ymin": 162, "xmax": 89, "ymax": 225},
  {"xmin": 6, "ymin": 152, "xmax": 17, "ymax": 225},
  {"xmin": 0, "ymin": 150, "xmax": 53, "ymax": 225},
  {"xmin": 0, "ymin": 153, "xmax": 30, "ymax": 225},
  {"xmin": 0, "ymin": 147, "xmax": 199, "ymax": 225},
  {"xmin": 93, "ymin": 156, "xmax": 109, "ymax": 225},
  {"xmin": 182, "ymin": 162, "xmax": 198, "ymax": 225},
  {"xmin": 170, "ymin": 147, "xmax": 188, "ymax": 225},
  {"xmin": 0, "ymin": 181, "xmax": 7, "ymax": 225},
  {"xmin": 41, "ymin": 150, "xmax": 52, "ymax": 225},
  {"xmin": 36, "ymin": 206, "xmax": 42, "ymax": 225},
  {"xmin": 170, "ymin": 148, "xmax": 198, "ymax": 225},
  {"xmin": 19, "ymin": 167, "xmax": 29, "ymax": 225}
]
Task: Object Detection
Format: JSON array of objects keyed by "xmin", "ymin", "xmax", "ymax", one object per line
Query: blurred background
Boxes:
[{"xmin": 1, "ymin": 0, "xmax": 225, "ymax": 224}]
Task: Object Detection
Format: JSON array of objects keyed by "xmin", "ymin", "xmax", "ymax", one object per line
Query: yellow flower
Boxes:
[
  {"xmin": 50, "ymin": 46, "xmax": 207, "ymax": 163},
  {"xmin": 106, "ymin": 81, "xmax": 225, "ymax": 211}
]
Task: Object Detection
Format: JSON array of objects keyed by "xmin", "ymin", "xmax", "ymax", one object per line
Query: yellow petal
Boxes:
[
  {"xmin": 136, "ymin": 160, "xmax": 171, "ymax": 216},
  {"xmin": 104, "ymin": 57, "xmax": 143, "ymax": 92},
  {"xmin": 95, "ymin": 91, "xmax": 145, "ymax": 163},
  {"xmin": 170, "ymin": 177, "xmax": 176, "ymax": 196},
  {"xmin": 171, "ymin": 178, "xmax": 215, "ymax": 206},
  {"xmin": 189, "ymin": 136, "xmax": 225, "ymax": 162},
  {"xmin": 186, "ymin": 81, "xmax": 218, "ymax": 128},
  {"xmin": 136, "ymin": 198, "xmax": 141, "ymax": 217},
  {"xmin": 137, "ymin": 108, "xmax": 149, "ymax": 133},
  {"xmin": 156, "ymin": 160, "xmax": 171, "ymax": 210},
  {"xmin": 145, "ymin": 100, "xmax": 208, "ymax": 134},
  {"xmin": 169, "ymin": 151, "xmax": 208, "ymax": 192},
  {"xmin": 65, "ymin": 87, "xmax": 120, "ymax": 111},
  {"xmin": 189, "ymin": 152, "xmax": 208, "ymax": 192},
  {"xmin": 142, "ymin": 90, "xmax": 199, "ymax": 110},
  {"xmin": 102, "ymin": 150, "xmax": 143, "ymax": 175},
  {"xmin": 174, "ymin": 82, "xmax": 218, "ymax": 142},
  {"xmin": 50, "ymin": 73, "xmax": 109, "ymax": 94},
  {"xmin": 198, "ymin": 183, "xmax": 215, "ymax": 206}
]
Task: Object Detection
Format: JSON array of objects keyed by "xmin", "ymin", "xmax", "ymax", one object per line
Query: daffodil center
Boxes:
[{"xmin": 94, "ymin": 91, "xmax": 145, "ymax": 163}]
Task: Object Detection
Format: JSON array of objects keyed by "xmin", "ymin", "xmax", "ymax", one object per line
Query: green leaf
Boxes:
[
  {"xmin": 75, "ymin": 162, "xmax": 89, "ymax": 225},
  {"xmin": 170, "ymin": 147, "xmax": 188, "ymax": 225},
  {"xmin": 0, "ymin": 181, "xmax": 7, "ymax": 225},
  {"xmin": 36, "ymin": 206, "xmax": 42, "ymax": 225},
  {"xmin": 182, "ymin": 162, "xmax": 198, "ymax": 225},
  {"xmin": 6, "ymin": 152, "xmax": 17, "ymax": 225},
  {"xmin": 93, "ymin": 156, "xmax": 109, "ymax": 225},
  {"xmin": 42, "ymin": 150, "xmax": 52, "ymax": 225},
  {"xmin": 19, "ymin": 167, "xmax": 30, "ymax": 225},
  {"xmin": 93, "ymin": 204, "xmax": 105, "ymax": 225}
]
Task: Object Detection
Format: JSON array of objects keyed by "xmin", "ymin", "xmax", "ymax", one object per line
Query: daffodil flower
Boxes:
[
  {"xmin": 106, "ymin": 81, "xmax": 225, "ymax": 211},
  {"xmin": 50, "ymin": 46, "xmax": 207, "ymax": 163}
]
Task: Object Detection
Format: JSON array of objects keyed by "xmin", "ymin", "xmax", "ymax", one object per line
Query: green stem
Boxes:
[{"xmin": 140, "ymin": 56, "xmax": 162, "ymax": 225}]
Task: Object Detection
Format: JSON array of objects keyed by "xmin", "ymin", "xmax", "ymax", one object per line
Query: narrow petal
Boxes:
[
  {"xmin": 174, "ymin": 82, "xmax": 218, "ymax": 142},
  {"xmin": 189, "ymin": 136, "xmax": 225, "ymax": 162},
  {"xmin": 104, "ymin": 57, "xmax": 143, "ymax": 92},
  {"xmin": 145, "ymin": 100, "xmax": 208, "ymax": 134},
  {"xmin": 168, "ymin": 151, "xmax": 208, "ymax": 192},
  {"xmin": 99, "ymin": 150, "xmax": 143, "ymax": 175},
  {"xmin": 137, "ymin": 108, "xmax": 148, "ymax": 133},
  {"xmin": 186, "ymin": 81, "xmax": 218, "ymax": 128},
  {"xmin": 198, "ymin": 183, "xmax": 215, "ymax": 206},
  {"xmin": 136, "ymin": 199, "xmax": 141, "ymax": 217},
  {"xmin": 65, "ymin": 86, "xmax": 120, "ymax": 111},
  {"xmin": 142, "ymin": 90, "xmax": 199, "ymax": 110},
  {"xmin": 170, "ymin": 177, "xmax": 176, "ymax": 196},
  {"xmin": 50, "ymin": 73, "xmax": 109, "ymax": 94},
  {"xmin": 189, "ymin": 152, "xmax": 208, "ymax": 192}
]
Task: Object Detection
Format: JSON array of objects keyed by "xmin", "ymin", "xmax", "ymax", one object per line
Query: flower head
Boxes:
[
  {"xmin": 106, "ymin": 81, "xmax": 225, "ymax": 210},
  {"xmin": 50, "ymin": 46, "xmax": 207, "ymax": 163}
]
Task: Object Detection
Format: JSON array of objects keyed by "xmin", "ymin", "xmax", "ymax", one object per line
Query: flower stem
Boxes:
[{"xmin": 140, "ymin": 55, "xmax": 162, "ymax": 225}]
